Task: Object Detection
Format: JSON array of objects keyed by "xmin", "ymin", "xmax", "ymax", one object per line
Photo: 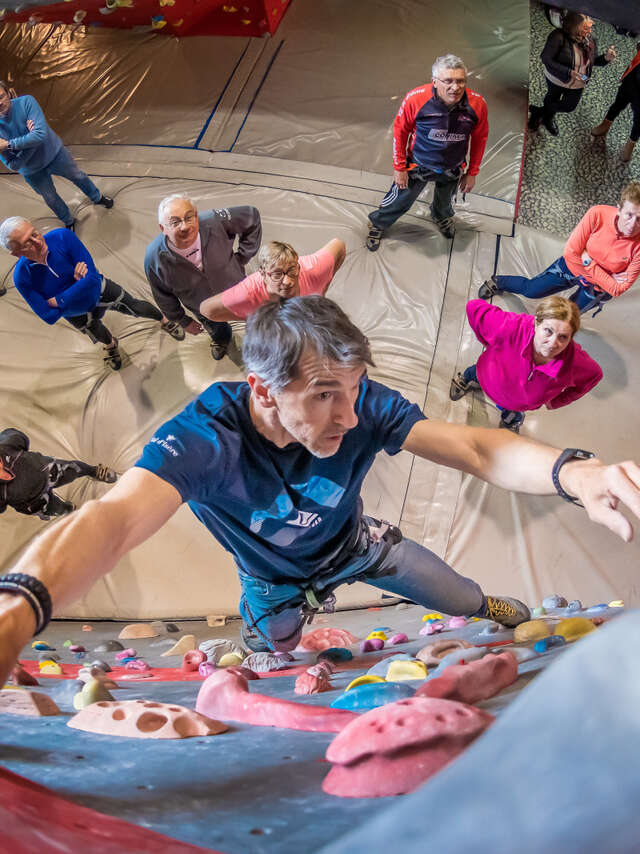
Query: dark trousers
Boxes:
[
  {"xmin": 195, "ymin": 312, "xmax": 232, "ymax": 347},
  {"xmin": 33, "ymin": 459, "xmax": 97, "ymax": 518},
  {"xmin": 541, "ymin": 79, "xmax": 584, "ymax": 120},
  {"xmin": 606, "ymin": 77, "xmax": 640, "ymax": 142},
  {"xmin": 462, "ymin": 364, "xmax": 524, "ymax": 428},
  {"xmin": 369, "ymin": 165, "xmax": 460, "ymax": 229},
  {"xmin": 66, "ymin": 277, "xmax": 163, "ymax": 345}
]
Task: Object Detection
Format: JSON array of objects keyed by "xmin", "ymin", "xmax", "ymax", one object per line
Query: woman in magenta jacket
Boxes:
[{"xmin": 449, "ymin": 296, "xmax": 602, "ymax": 432}]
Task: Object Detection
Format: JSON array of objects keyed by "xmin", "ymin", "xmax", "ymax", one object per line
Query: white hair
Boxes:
[
  {"xmin": 157, "ymin": 194, "xmax": 194, "ymax": 224},
  {"xmin": 432, "ymin": 54, "xmax": 467, "ymax": 79},
  {"xmin": 0, "ymin": 216, "xmax": 28, "ymax": 251}
]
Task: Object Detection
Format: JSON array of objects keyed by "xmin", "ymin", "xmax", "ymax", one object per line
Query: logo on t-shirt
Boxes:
[
  {"xmin": 428, "ymin": 129, "xmax": 467, "ymax": 142},
  {"xmin": 286, "ymin": 510, "xmax": 321, "ymax": 528},
  {"xmin": 150, "ymin": 435, "xmax": 179, "ymax": 457}
]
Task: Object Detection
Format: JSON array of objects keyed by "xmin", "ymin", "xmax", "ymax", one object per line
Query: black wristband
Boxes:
[
  {"xmin": 552, "ymin": 448, "xmax": 595, "ymax": 507},
  {"xmin": 0, "ymin": 573, "xmax": 52, "ymax": 635}
]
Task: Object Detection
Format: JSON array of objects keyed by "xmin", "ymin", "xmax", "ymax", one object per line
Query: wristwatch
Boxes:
[{"xmin": 552, "ymin": 448, "xmax": 595, "ymax": 506}]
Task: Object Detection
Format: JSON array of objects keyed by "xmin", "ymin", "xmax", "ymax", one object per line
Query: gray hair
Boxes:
[
  {"xmin": 157, "ymin": 194, "xmax": 193, "ymax": 224},
  {"xmin": 432, "ymin": 54, "xmax": 467, "ymax": 79},
  {"xmin": 0, "ymin": 216, "xmax": 28, "ymax": 251},
  {"xmin": 243, "ymin": 295, "xmax": 374, "ymax": 390},
  {"xmin": 258, "ymin": 241, "xmax": 298, "ymax": 272}
]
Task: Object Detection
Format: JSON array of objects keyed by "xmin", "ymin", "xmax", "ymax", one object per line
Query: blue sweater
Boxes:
[
  {"xmin": 0, "ymin": 95, "xmax": 63, "ymax": 176},
  {"xmin": 14, "ymin": 229, "xmax": 102, "ymax": 323}
]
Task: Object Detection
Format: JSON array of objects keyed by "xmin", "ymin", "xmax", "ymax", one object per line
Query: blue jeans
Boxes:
[
  {"xmin": 23, "ymin": 146, "xmax": 102, "ymax": 226},
  {"xmin": 369, "ymin": 164, "xmax": 460, "ymax": 229},
  {"xmin": 496, "ymin": 256, "xmax": 612, "ymax": 315},
  {"xmin": 463, "ymin": 363, "xmax": 524, "ymax": 427},
  {"xmin": 238, "ymin": 517, "xmax": 485, "ymax": 651}
]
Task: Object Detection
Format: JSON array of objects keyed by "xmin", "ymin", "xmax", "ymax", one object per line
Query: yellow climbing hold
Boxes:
[
  {"xmin": 386, "ymin": 659, "xmax": 427, "ymax": 681},
  {"xmin": 39, "ymin": 661, "xmax": 63, "ymax": 675},
  {"xmin": 345, "ymin": 675, "xmax": 385, "ymax": 692},
  {"xmin": 608, "ymin": 600, "xmax": 624, "ymax": 608},
  {"xmin": 159, "ymin": 0, "xmax": 175, "ymax": 6},
  {"xmin": 173, "ymin": 18, "xmax": 183, "ymax": 24},
  {"xmin": 555, "ymin": 617, "xmax": 596, "ymax": 642},
  {"xmin": 151, "ymin": 18, "xmax": 167, "ymax": 28},
  {"xmin": 422, "ymin": 613, "xmax": 443, "ymax": 622},
  {"xmin": 366, "ymin": 631, "xmax": 387, "ymax": 641},
  {"xmin": 513, "ymin": 620, "xmax": 551, "ymax": 643},
  {"xmin": 217, "ymin": 652, "xmax": 244, "ymax": 668}
]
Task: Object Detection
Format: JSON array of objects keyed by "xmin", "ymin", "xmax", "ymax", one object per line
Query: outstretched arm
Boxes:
[
  {"xmin": 320, "ymin": 238, "xmax": 346, "ymax": 282},
  {"xmin": 0, "ymin": 467, "xmax": 182, "ymax": 684},
  {"xmin": 402, "ymin": 420, "xmax": 640, "ymax": 542}
]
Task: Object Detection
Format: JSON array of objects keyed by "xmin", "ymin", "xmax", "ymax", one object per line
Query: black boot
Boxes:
[
  {"xmin": 528, "ymin": 105, "xmax": 543, "ymax": 131},
  {"xmin": 543, "ymin": 114, "xmax": 559, "ymax": 136}
]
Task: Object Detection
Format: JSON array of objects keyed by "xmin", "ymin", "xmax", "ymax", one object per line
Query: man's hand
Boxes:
[
  {"xmin": 560, "ymin": 458, "xmax": 640, "ymax": 542},
  {"xmin": 605, "ymin": 45, "xmax": 616, "ymax": 62},
  {"xmin": 184, "ymin": 319, "xmax": 203, "ymax": 335},
  {"xmin": 74, "ymin": 261, "xmax": 88, "ymax": 280},
  {"xmin": 47, "ymin": 297, "xmax": 58, "ymax": 307},
  {"xmin": 394, "ymin": 170, "xmax": 409, "ymax": 190},
  {"xmin": 459, "ymin": 173, "xmax": 476, "ymax": 193},
  {"xmin": 0, "ymin": 137, "xmax": 9, "ymax": 151},
  {"xmin": 26, "ymin": 119, "xmax": 35, "ymax": 132}
]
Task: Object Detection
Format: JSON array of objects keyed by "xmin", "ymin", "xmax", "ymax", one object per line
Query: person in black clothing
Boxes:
[
  {"xmin": 592, "ymin": 43, "xmax": 640, "ymax": 162},
  {"xmin": 529, "ymin": 13, "xmax": 616, "ymax": 136},
  {"xmin": 0, "ymin": 429, "xmax": 117, "ymax": 519}
]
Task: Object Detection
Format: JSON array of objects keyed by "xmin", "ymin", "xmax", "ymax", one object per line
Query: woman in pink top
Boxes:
[
  {"xmin": 479, "ymin": 181, "xmax": 640, "ymax": 316},
  {"xmin": 199, "ymin": 238, "xmax": 345, "ymax": 322},
  {"xmin": 449, "ymin": 296, "xmax": 602, "ymax": 432}
]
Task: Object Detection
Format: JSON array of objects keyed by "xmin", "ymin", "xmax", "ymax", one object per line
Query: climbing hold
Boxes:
[
  {"xmin": 68, "ymin": 699, "xmax": 228, "ymax": 738},
  {"xmin": 447, "ymin": 616, "xmax": 467, "ymax": 629},
  {"xmin": 608, "ymin": 600, "xmax": 624, "ymax": 608},
  {"xmin": 366, "ymin": 654, "xmax": 411, "ymax": 677},
  {"xmin": 8, "ymin": 664, "xmax": 38, "ymax": 686},
  {"xmin": 566, "ymin": 600, "xmax": 583, "ymax": 612},
  {"xmin": 386, "ymin": 659, "xmax": 427, "ymax": 682},
  {"xmin": 69, "ymin": 645, "xmax": 86, "ymax": 653},
  {"xmin": 225, "ymin": 665, "xmax": 259, "ymax": 680},
  {"xmin": 242, "ymin": 652, "xmax": 289, "ymax": 673},
  {"xmin": 491, "ymin": 645, "xmax": 537, "ymax": 663},
  {"xmin": 39, "ymin": 661, "xmax": 62, "ymax": 675},
  {"xmin": 199, "ymin": 662, "xmax": 216, "ymax": 678},
  {"xmin": 0, "ymin": 689, "xmax": 61, "ymax": 717},
  {"xmin": 90, "ymin": 659, "xmax": 112, "ymax": 673},
  {"xmin": 585, "ymin": 604, "xmax": 608, "ymax": 614},
  {"xmin": 513, "ymin": 620, "xmax": 551, "ymax": 643},
  {"xmin": 125, "ymin": 659, "xmax": 151, "ymax": 671},
  {"xmin": 82, "ymin": 625, "xmax": 93, "ymax": 631},
  {"xmin": 38, "ymin": 652, "xmax": 61, "ymax": 662},
  {"xmin": 63, "ymin": 640, "xmax": 73, "ymax": 647},
  {"xmin": 115, "ymin": 648, "xmax": 137, "ymax": 661},
  {"xmin": 542, "ymin": 594, "xmax": 568, "ymax": 609},
  {"xmin": 422, "ymin": 613, "xmax": 443, "ymax": 622},
  {"xmin": 296, "ymin": 628, "xmax": 358, "ymax": 652},
  {"xmin": 419, "ymin": 622, "xmax": 444, "ymax": 636},
  {"xmin": 160, "ymin": 635, "xmax": 196, "ymax": 657},
  {"xmin": 360, "ymin": 638, "xmax": 384, "ymax": 653},
  {"xmin": 427, "ymin": 646, "xmax": 486, "ymax": 678},
  {"xmin": 206, "ymin": 615, "xmax": 226, "ymax": 628},
  {"xmin": 331, "ymin": 681, "xmax": 415, "ymax": 711},
  {"xmin": 531, "ymin": 607, "xmax": 546, "ymax": 617},
  {"xmin": 366, "ymin": 631, "xmax": 387, "ymax": 641},
  {"xmin": 118, "ymin": 624, "xmax": 159, "ymax": 640},
  {"xmin": 295, "ymin": 672, "xmax": 332, "ymax": 694},
  {"xmin": 73, "ymin": 678, "xmax": 115, "ymax": 710},
  {"xmin": 533, "ymin": 635, "xmax": 567, "ymax": 654},
  {"xmin": 479, "ymin": 622, "xmax": 501, "ymax": 635},
  {"xmin": 183, "ymin": 650, "xmax": 207, "ymax": 673},
  {"xmin": 72, "ymin": 9, "xmax": 86, "ymax": 22},
  {"xmin": 389, "ymin": 633, "xmax": 408, "ymax": 645},
  {"xmin": 555, "ymin": 617, "xmax": 596, "ymax": 642},
  {"xmin": 416, "ymin": 638, "xmax": 471, "ymax": 668},
  {"xmin": 317, "ymin": 647, "xmax": 352, "ymax": 663},
  {"xmin": 417, "ymin": 652, "xmax": 518, "ymax": 704},
  {"xmin": 94, "ymin": 640, "xmax": 124, "ymax": 653},
  {"xmin": 31, "ymin": 641, "xmax": 54, "ymax": 651},
  {"xmin": 345, "ymin": 675, "xmax": 386, "ymax": 692},
  {"xmin": 323, "ymin": 696, "xmax": 494, "ymax": 798},
  {"xmin": 218, "ymin": 653, "xmax": 245, "ymax": 668},
  {"xmin": 151, "ymin": 16, "xmax": 167, "ymax": 29},
  {"xmin": 199, "ymin": 638, "xmax": 246, "ymax": 665}
]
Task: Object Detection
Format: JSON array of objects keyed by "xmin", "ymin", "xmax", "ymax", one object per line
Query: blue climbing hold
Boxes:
[
  {"xmin": 585, "ymin": 603, "xmax": 608, "ymax": 614},
  {"xmin": 331, "ymin": 681, "xmax": 415, "ymax": 711},
  {"xmin": 318, "ymin": 647, "xmax": 353, "ymax": 663},
  {"xmin": 533, "ymin": 635, "xmax": 567, "ymax": 653}
]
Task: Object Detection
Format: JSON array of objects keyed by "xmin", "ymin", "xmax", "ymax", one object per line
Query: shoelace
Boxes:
[{"xmin": 487, "ymin": 599, "xmax": 516, "ymax": 618}]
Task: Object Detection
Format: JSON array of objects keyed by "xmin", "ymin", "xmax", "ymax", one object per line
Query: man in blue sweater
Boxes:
[
  {"xmin": 0, "ymin": 82, "xmax": 113, "ymax": 228},
  {"xmin": 0, "ymin": 216, "xmax": 183, "ymax": 370}
]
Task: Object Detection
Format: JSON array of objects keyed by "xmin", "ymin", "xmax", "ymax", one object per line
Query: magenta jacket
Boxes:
[{"xmin": 467, "ymin": 300, "xmax": 602, "ymax": 411}]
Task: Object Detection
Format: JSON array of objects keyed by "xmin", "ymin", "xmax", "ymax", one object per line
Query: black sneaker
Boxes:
[
  {"xmin": 528, "ymin": 106, "xmax": 542, "ymax": 131},
  {"xmin": 434, "ymin": 217, "xmax": 455, "ymax": 239},
  {"xmin": 482, "ymin": 596, "xmax": 530, "ymax": 628},
  {"xmin": 543, "ymin": 116, "xmax": 559, "ymax": 137},
  {"xmin": 96, "ymin": 195, "xmax": 114, "ymax": 209},
  {"xmin": 478, "ymin": 275, "xmax": 502, "ymax": 300},
  {"xmin": 93, "ymin": 464, "xmax": 118, "ymax": 484},
  {"xmin": 103, "ymin": 338, "xmax": 122, "ymax": 371},
  {"xmin": 449, "ymin": 372, "xmax": 476, "ymax": 401},
  {"xmin": 161, "ymin": 319, "xmax": 186, "ymax": 341},
  {"xmin": 499, "ymin": 411, "xmax": 524, "ymax": 433},
  {"xmin": 241, "ymin": 621, "xmax": 271, "ymax": 653},
  {"xmin": 210, "ymin": 341, "xmax": 229, "ymax": 361},
  {"xmin": 366, "ymin": 224, "xmax": 384, "ymax": 252}
]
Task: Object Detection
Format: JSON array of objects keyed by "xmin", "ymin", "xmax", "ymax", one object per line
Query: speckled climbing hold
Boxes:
[
  {"xmin": 366, "ymin": 631, "xmax": 387, "ymax": 641},
  {"xmin": 69, "ymin": 699, "xmax": 228, "ymax": 738},
  {"xmin": 389, "ymin": 633, "xmax": 408, "ymax": 645},
  {"xmin": 542, "ymin": 594, "xmax": 568, "ymax": 609},
  {"xmin": 420, "ymin": 622, "xmax": 444, "ymax": 636},
  {"xmin": 73, "ymin": 678, "xmax": 115, "ymax": 710},
  {"xmin": 555, "ymin": 617, "xmax": 596, "ymax": 642},
  {"xmin": 118, "ymin": 623, "xmax": 159, "ymax": 640},
  {"xmin": 318, "ymin": 647, "xmax": 353, "ymax": 663},
  {"xmin": 531, "ymin": 607, "xmax": 546, "ymax": 617},
  {"xmin": 297, "ymin": 628, "xmax": 358, "ymax": 652},
  {"xmin": 567, "ymin": 600, "xmax": 583, "ymax": 612},
  {"xmin": 416, "ymin": 638, "xmax": 471, "ymax": 668},
  {"xmin": 295, "ymin": 672, "xmax": 332, "ymax": 694},
  {"xmin": 125, "ymin": 659, "xmax": 151, "ymax": 672},
  {"xmin": 533, "ymin": 635, "xmax": 566, "ymax": 653},
  {"xmin": 31, "ymin": 641, "xmax": 54, "ymax": 651},
  {"xmin": 0, "ymin": 688, "xmax": 61, "ymax": 716},
  {"xmin": 513, "ymin": 620, "xmax": 551, "ymax": 643},
  {"xmin": 94, "ymin": 640, "xmax": 124, "ymax": 653},
  {"xmin": 217, "ymin": 652, "xmax": 245, "ymax": 668},
  {"xmin": 609, "ymin": 600, "xmax": 624, "ymax": 608},
  {"xmin": 183, "ymin": 650, "xmax": 207, "ymax": 673},
  {"xmin": 38, "ymin": 661, "xmax": 62, "ymax": 675},
  {"xmin": 160, "ymin": 635, "xmax": 196, "ymax": 657},
  {"xmin": 323, "ymin": 696, "xmax": 494, "ymax": 798},
  {"xmin": 115, "ymin": 648, "xmax": 137, "ymax": 661},
  {"xmin": 307, "ymin": 662, "xmax": 334, "ymax": 678},
  {"xmin": 447, "ymin": 616, "xmax": 467, "ymax": 629},
  {"xmin": 361, "ymin": 638, "xmax": 384, "ymax": 653},
  {"xmin": 386, "ymin": 659, "xmax": 427, "ymax": 682},
  {"xmin": 331, "ymin": 681, "xmax": 415, "ymax": 711},
  {"xmin": 345, "ymin": 675, "xmax": 386, "ymax": 692},
  {"xmin": 242, "ymin": 652, "xmax": 290, "ymax": 673},
  {"xmin": 422, "ymin": 613, "xmax": 443, "ymax": 622}
]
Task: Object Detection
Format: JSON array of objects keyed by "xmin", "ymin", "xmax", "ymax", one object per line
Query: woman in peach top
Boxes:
[{"xmin": 479, "ymin": 182, "xmax": 640, "ymax": 316}]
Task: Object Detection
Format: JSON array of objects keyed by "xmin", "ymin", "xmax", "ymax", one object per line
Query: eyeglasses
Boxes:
[
  {"xmin": 436, "ymin": 77, "xmax": 466, "ymax": 89},
  {"xmin": 167, "ymin": 212, "xmax": 197, "ymax": 228},
  {"xmin": 266, "ymin": 263, "xmax": 300, "ymax": 283}
]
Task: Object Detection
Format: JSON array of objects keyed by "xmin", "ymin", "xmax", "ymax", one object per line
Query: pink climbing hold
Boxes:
[
  {"xmin": 447, "ymin": 616, "xmax": 467, "ymax": 629},
  {"xmin": 115, "ymin": 648, "xmax": 136, "ymax": 661},
  {"xmin": 296, "ymin": 628, "xmax": 358, "ymax": 652},
  {"xmin": 182, "ymin": 650, "xmax": 207, "ymax": 673},
  {"xmin": 389, "ymin": 633, "xmax": 408, "ymax": 645},
  {"xmin": 198, "ymin": 662, "xmax": 217, "ymax": 678},
  {"xmin": 294, "ymin": 672, "xmax": 332, "ymax": 695},
  {"xmin": 420, "ymin": 622, "xmax": 444, "ymax": 636},
  {"xmin": 322, "ymin": 696, "xmax": 494, "ymax": 798},
  {"xmin": 307, "ymin": 661, "xmax": 334, "ymax": 678},
  {"xmin": 195, "ymin": 670, "xmax": 356, "ymax": 732},
  {"xmin": 360, "ymin": 638, "xmax": 384, "ymax": 653},
  {"xmin": 125, "ymin": 659, "xmax": 151, "ymax": 672},
  {"xmin": 416, "ymin": 652, "xmax": 518, "ymax": 704}
]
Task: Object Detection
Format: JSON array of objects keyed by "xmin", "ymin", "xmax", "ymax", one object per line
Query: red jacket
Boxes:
[{"xmin": 392, "ymin": 84, "xmax": 489, "ymax": 175}]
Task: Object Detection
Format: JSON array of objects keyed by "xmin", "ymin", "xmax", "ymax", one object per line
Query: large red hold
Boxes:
[
  {"xmin": 195, "ymin": 670, "xmax": 356, "ymax": 732},
  {"xmin": 416, "ymin": 652, "xmax": 518, "ymax": 704},
  {"xmin": 322, "ymin": 696, "xmax": 494, "ymax": 797},
  {"xmin": 296, "ymin": 628, "xmax": 358, "ymax": 652}
]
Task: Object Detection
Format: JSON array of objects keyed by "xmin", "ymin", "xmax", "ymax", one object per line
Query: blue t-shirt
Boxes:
[{"xmin": 135, "ymin": 379, "xmax": 425, "ymax": 583}]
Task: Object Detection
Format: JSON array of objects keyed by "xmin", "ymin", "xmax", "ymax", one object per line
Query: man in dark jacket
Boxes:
[
  {"xmin": 366, "ymin": 53, "xmax": 489, "ymax": 246},
  {"xmin": 144, "ymin": 195, "xmax": 262, "ymax": 360},
  {"xmin": 0, "ymin": 428, "xmax": 116, "ymax": 519}
]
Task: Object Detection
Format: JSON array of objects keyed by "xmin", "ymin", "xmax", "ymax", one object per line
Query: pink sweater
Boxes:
[{"xmin": 466, "ymin": 300, "xmax": 602, "ymax": 411}]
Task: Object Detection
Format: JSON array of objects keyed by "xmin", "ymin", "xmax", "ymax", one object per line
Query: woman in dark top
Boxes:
[
  {"xmin": 529, "ymin": 12, "xmax": 616, "ymax": 136},
  {"xmin": 592, "ymin": 43, "xmax": 640, "ymax": 163}
]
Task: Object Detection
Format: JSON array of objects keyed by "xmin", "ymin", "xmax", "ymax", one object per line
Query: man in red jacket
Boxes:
[{"xmin": 367, "ymin": 54, "xmax": 489, "ymax": 247}]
